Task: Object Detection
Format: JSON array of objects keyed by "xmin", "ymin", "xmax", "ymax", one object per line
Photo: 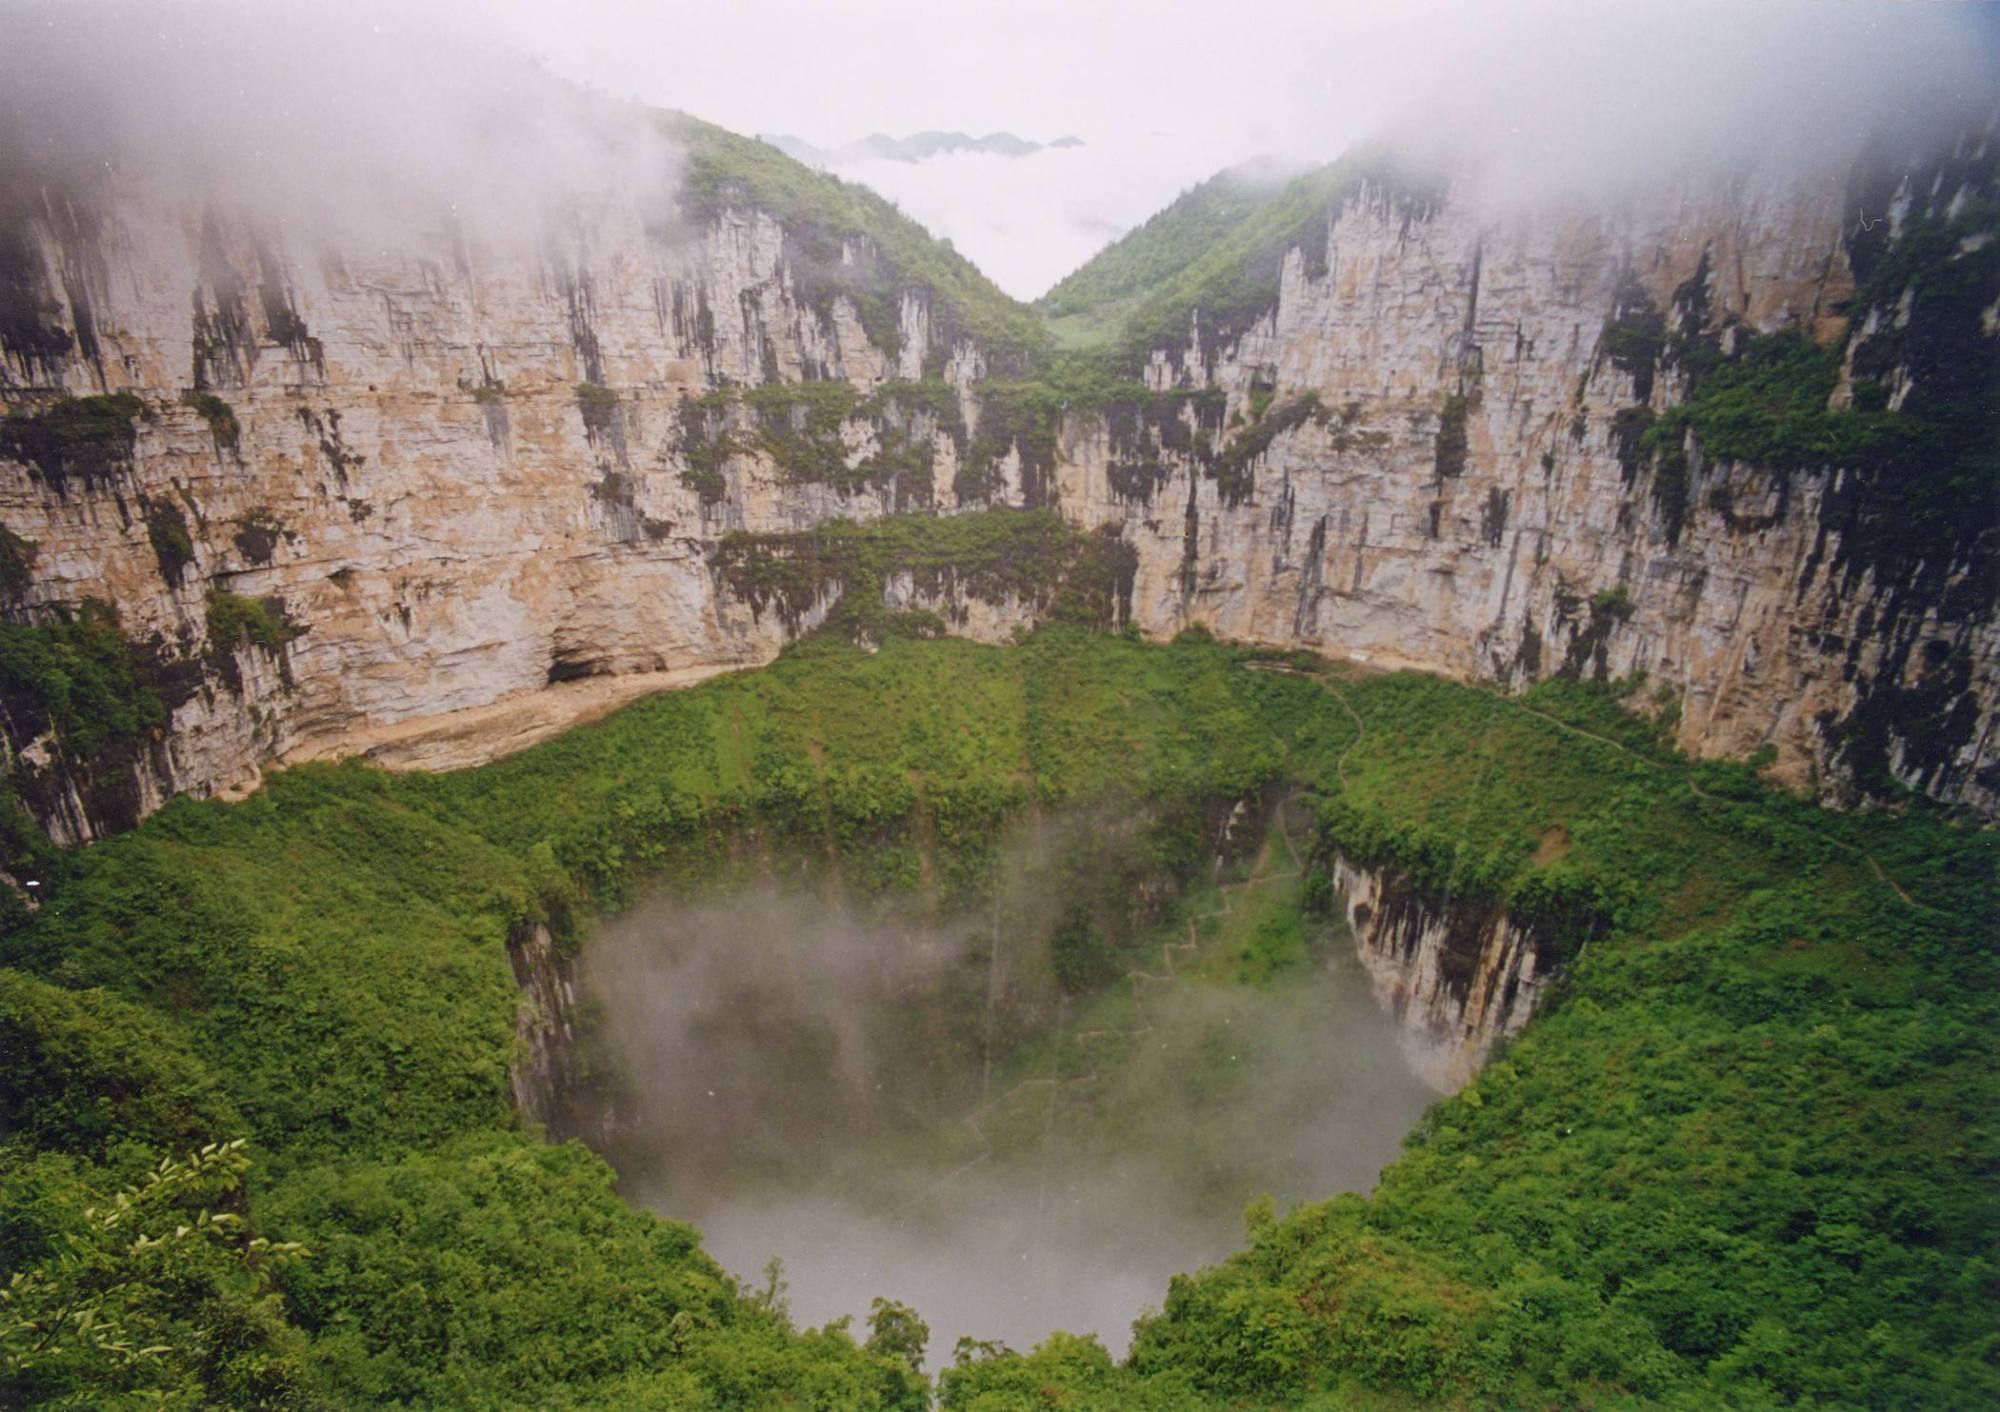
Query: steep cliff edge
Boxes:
[
  {"xmin": 0, "ymin": 112, "xmax": 1049, "ymax": 855},
  {"xmin": 1048, "ymin": 128, "xmax": 1998, "ymax": 813},
  {"xmin": 2, "ymin": 107, "xmax": 1993, "ymax": 859},
  {"xmin": 1331, "ymin": 854, "xmax": 1554, "ymax": 1089}
]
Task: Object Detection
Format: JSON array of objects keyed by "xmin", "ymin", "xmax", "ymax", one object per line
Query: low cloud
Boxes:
[
  {"xmin": 0, "ymin": 1, "xmax": 680, "ymax": 251},
  {"xmin": 575, "ymin": 0, "xmax": 1996, "ymax": 296},
  {"xmin": 574, "ymin": 847, "xmax": 1438, "ymax": 1366},
  {"xmin": 836, "ymin": 140, "xmax": 1238, "ymax": 300}
]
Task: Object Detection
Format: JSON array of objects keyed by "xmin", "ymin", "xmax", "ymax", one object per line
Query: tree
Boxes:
[{"xmin": 0, "ymin": 1140, "xmax": 320, "ymax": 1409}]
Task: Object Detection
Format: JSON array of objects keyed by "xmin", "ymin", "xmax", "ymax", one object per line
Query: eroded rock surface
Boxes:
[{"xmin": 3, "ymin": 129, "xmax": 1994, "ymax": 841}]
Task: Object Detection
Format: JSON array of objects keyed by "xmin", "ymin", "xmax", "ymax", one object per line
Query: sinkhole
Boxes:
[{"xmin": 553, "ymin": 791, "xmax": 1440, "ymax": 1365}]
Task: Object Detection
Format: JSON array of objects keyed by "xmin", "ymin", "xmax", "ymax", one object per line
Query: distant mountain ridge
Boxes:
[{"xmin": 759, "ymin": 129, "xmax": 1085, "ymax": 168}]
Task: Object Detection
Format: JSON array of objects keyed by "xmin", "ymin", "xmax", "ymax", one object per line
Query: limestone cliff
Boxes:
[
  {"xmin": 0, "ymin": 167, "xmax": 986, "ymax": 843},
  {"xmin": 1052, "ymin": 134, "xmax": 1998, "ymax": 813},
  {"xmin": 1331, "ymin": 855, "xmax": 1553, "ymax": 1090},
  {"xmin": 507, "ymin": 921, "xmax": 581, "ymax": 1127},
  {"xmin": 2, "ymin": 117, "xmax": 1994, "ymax": 851}
]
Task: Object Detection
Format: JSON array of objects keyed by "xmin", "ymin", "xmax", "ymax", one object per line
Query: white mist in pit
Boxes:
[{"xmin": 580, "ymin": 871, "xmax": 1439, "ymax": 1369}]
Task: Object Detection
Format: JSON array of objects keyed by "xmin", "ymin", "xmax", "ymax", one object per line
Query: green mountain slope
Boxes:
[
  {"xmin": 4, "ymin": 574, "xmax": 1993, "ymax": 1407},
  {"xmin": 665, "ymin": 113, "xmax": 1053, "ymax": 375},
  {"xmin": 1035, "ymin": 159, "xmax": 1297, "ymax": 348},
  {"xmin": 1036, "ymin": 149, "xmax": 1440, "ymax": 372}
]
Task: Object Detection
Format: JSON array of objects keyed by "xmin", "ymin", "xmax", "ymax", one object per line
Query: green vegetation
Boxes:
[
  {"xmin": 573, "ymin": 380, "xmax": 621, "ymax": 444},
  {"xmin": 1, "ymin": 624, "xmax": 1989, "ymax": 1408},
  {"xmin": 955, "ymin": 378, "xmax": 1062, "ymax": 504},
  {"xmin": 1036, "ymin": 161, "xmax": 1294, "ymax": 348},
  {"xmin": 0, "ymin": 126, "xmax": 1992, "ymax": 1409},
  {"xmin": 141, "ymin": 497, "xmax": 195, "ymax": 585},
  {"xmin": 204, "ymin": 589, "xmax": 301, "ymax": 693},
  {"xmin": 974, "ymin": 667, "xmax": 1995, "ymax": 1407},
  {"xmin": 0, "ymin": 522, "xmax": 35, "ymax": 599},
  {"xmin": 674, "ymin": 379, "xmax": 963, "ymax": 506},
  {"xmin": 1633, "ymin": 325, "xmax": 1995, "ymax": 557},
  {"xmin": 648, "ymin": 126, "xmax": 1411, "ymax": 503},
  {"xmin": 1433, "ymin": 391, "xmax": 1469, "ymax": 480},
  {"xmin": 710, "ymin": 508, "xmax": 1136, "ymax": 641},
  {"xmin": 0, "ymin": 602, "xmax": 184, "ymax": 927},
  {"xmin": 1602, "ymin": 271, "xmax": 1667, "ymax": 403},
  {"xmin": 1, "ymin": 1140, "xmax": 319, "ymax": 1409},
  {"xmin": 0, "ymin": 602, "xmax": 170, "ymax": 762},
  {"xmin": 181, "ymin": 389, "xmax": 240, "ymax": 455},
  {"xmin": 1213, "ymin": 393, "xmax": 1326, "ymax": 504},
  {"xmin": 1600, "ymin": 143, "xmax": 1995, "ymax": 567},
  {"xmin": 1038, "ymin": 151, "xmax": 1439, "ymax": 375},
  {"xmin": 233, "ymin": 507, "xmax": 287, "ymax": 565},
  {"xmin": 1589, "ymin": 585, "xmax": 1636, "ymax": 620},
  {"xmin": 204, "ymin": 590, "xmax": 299, "ymax": 658},
  {"xmin": 667, "ymin": 113, "xmax": 1051, "ymax": 375},
  {"xmin": 0, "ymin": 628, "xmax": 1312, "ymax": 1407},
  {"xmin": 0, "ymin": 392, "xmax": 146, "ymax": 496}
]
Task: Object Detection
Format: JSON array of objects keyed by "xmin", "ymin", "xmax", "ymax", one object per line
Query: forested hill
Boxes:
[
  {"xmin": 4, "ymin": 627, "xmax": 1994, "ymax": 1406},
  {"xmin": 1035, "ymin": 158, "xmax": 1297, "ymax": 346},
  {"xmin": 667, "ymin": 111, "xmax": 1054, "ymax": 374}
]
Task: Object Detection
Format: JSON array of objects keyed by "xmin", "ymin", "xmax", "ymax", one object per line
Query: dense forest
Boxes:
[{"xmin": 4, "ymin": 606, "xmax": 1992, "ymax": 1407}]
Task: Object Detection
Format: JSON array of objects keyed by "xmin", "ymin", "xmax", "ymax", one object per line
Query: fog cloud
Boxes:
[
  {"xmin": 457, "ymin": 0, "xmax": 1996, "ymax": 295},
  {"xmin": 575, "ymin": 848, "xmax": 1439, "ymax": 1366},
  {"xmin": 0, "ymin": 1, "xmax": 680, "ymax": 251},
  {"xmin": 6, "ymin": 3, "xmax": 1989, "ymax": 297}
]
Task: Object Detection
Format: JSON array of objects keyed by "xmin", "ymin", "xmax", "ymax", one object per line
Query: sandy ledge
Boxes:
[{"xmin": 269, "ymin": 660, "xmax": 763, "ymax": 779}]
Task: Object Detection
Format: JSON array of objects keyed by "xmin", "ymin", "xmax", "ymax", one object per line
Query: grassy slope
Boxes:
[
  {"xmin": 666, "ymin": 113, "xmax": 1051, "ymax": 374},
  {"xmin": 4, "ymin": 627, "xmax": 1992, "ymax": 1408},
  {"xmin": 1035, "ymin": 161, "xmax": 1294, "ymax": 349},
  {"xmin": 1033, "ymin": 149, "xmax": 1431, "ymax": 374},
  {"xmin": 0, "ymin": 627, "xmax": 1316, "ymax": 1409}
]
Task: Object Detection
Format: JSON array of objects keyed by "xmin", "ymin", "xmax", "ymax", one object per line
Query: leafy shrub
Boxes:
[
  {"xmin": 181, "ymin": 390, "xmax": 240, "ymax": 453},
  {"xmin": 0, "ymin": 393, "xmax": 146, "ymax": 495},
  {"xmin": 0, "ymin": 523, "xmax": 35, "ymax": 599},
  {"xmin": 0, "ymin": 602, "xmax": 168, "ymax": 756}
]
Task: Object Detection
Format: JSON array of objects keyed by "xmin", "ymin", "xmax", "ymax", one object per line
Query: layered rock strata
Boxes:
[
  {"xmin": 3, "ymin": 130, "xmax": 1993, "ymax": 842},
  {"xmin": 1331, "ymin": 856, "xmax": 1554, "ymax": 1090}
]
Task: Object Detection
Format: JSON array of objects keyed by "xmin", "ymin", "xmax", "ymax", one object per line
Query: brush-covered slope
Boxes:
[
  {"xmin": 4, "ymin": 628, "xmax": 1992, "ymax": 1408},
  {"xmin": 1035, "ymin": 158, "xmax": 1298, "ymax": 348},
  {"xmin": 670, "ymin": 113, "xmax": 1052, "ymax": 373},
  {"xmin": 1040, "ymin": 150, "xmax": 1435, "ymax": 372}
]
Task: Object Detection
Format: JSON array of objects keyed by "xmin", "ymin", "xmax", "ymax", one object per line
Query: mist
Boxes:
[
  {"xmin": 7, "ymin": 2, "xmax": 1990, "ymax": 301},
  {"xmin": 0, "ymin": 1, "xmax": 681, "ymax": 253},
  {"xmin": 464, "ymin": 0, "xmax": 1997, "ymax": 296},
  {"xmin": 572, "ymin": 806, "xmax": 1439, "ymax": 1366}
]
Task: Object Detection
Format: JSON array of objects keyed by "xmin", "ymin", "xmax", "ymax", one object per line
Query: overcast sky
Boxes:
[
  {"xmin": 8, "ymin": 2, "xmax": 1995, "ymax": 299},
  {"xmin": 456, "ymin": 0, "xmax": 1997, "ymax": 297}
]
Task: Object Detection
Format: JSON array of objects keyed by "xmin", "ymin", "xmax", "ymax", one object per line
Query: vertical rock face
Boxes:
[
  {"xmin": 2, "ymin": 123, "xmax": 1995, "ymax": 846},
  {"xmin": 507, "ymin": 922, "xmax": 580, "ymax": 1126},
  {"xmin": 0, "ymin": 180, "xmax": 978, "ymax": 837},
  {"xmin": 1052, "ymin": 142, "xmax": 1999, "ymax": 812},
  {"xmin": 1331, "ymin": 856, "xmax": 1552, "ymax": 1090}
]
